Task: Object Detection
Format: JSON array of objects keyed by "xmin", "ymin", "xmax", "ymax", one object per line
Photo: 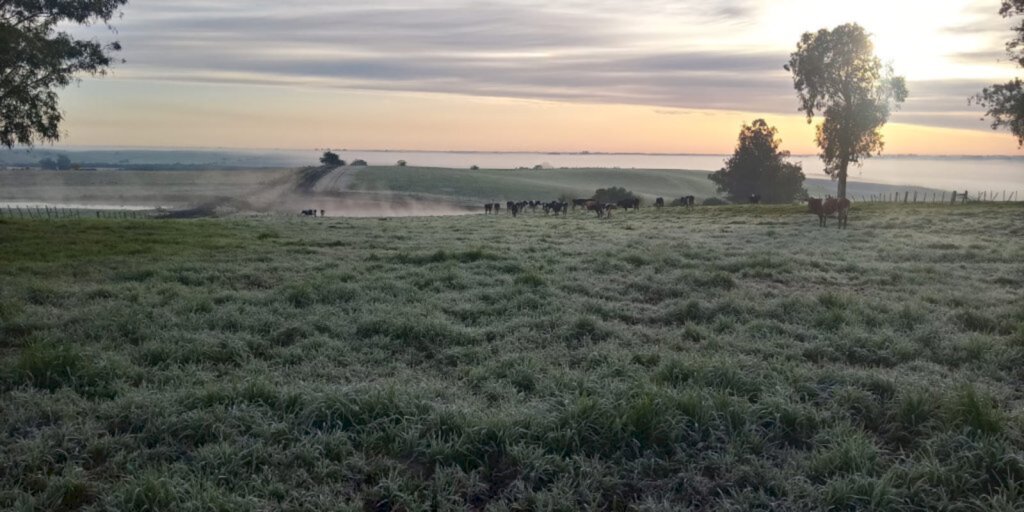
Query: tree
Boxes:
[
  {"xmin": 56, "ymin": 154, "xmax": 71, "ymax": 170},
  {"xmin": 397, "ymin": 160, "xmax": 407, "ymax": 167},
  {"xmin": 972, "ymin": 1, "xmax": 1024, "ymax": 147},
  {"xmin": 320, "ymin": 151, "xmax": 343, "ymax": 167},
  {"xmin": 350, "ymin": 159, "xmax": 367, "ymax": 166},
  {"xmin": 786, "ymin": 23, "xmax": 908, "ymax": 199},
  {"xmin": 1, "ymin": 0, "xmax": 128, "ymax": 148},
  {"xmin": 709, "ymin": 119, "xmax": 806, "ymax": 203},
  {"xmin": 592, "ymin": 187, "xmax": 638, "ymax": 204}
]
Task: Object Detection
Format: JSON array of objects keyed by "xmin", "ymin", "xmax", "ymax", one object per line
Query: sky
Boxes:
[{"xmin": 56, "ymin": 0, "xmax": 1023, "ymax": 155}]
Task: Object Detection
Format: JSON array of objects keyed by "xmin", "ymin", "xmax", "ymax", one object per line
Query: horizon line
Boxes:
[{"xmin": 6, "ymin": 144, "xmax": 1023, "ymax": 159}]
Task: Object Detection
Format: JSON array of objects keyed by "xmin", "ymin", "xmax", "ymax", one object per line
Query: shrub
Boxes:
[
  {"xmin": 319, "ymin": 151, "xmax": 343, "ymax": 167},
  {"xmin": 703, "ymin": 197, "xmax": 730, "ymax": 206},
  {"xmin": 350, "ymin": 159, "xmax": 368, "ymax": 166},
  {"xmin": 397, "ymin": 160, "xmax": 407, "ymax": 167},
  {"xmin": 592, "ymin": 186, "xmax": 639, "ymax": 204}
]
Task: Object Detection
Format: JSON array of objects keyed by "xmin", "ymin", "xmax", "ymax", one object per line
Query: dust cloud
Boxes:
[{"xmin": 0, "ymin": 167, "xmax": 478, "ymax": 218}]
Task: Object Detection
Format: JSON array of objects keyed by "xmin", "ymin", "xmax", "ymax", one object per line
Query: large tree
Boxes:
[
  {"xmin": 0, "ymin": 0, "xmax": 128, "ymax": 148},
  {"xmin": 972, "ymin": 0, "xmax": 1024, "ymax": 147},
  {"xmin": 709, "ymin": 119, "xmax": 806, "ymax": 204},
  {"xmin": 785, "ymin": 23, "xmax": 908, "ymax": 200}
]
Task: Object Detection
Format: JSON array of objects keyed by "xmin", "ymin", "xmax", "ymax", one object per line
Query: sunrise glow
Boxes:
[{"xmin": 53, "ymin": 0, "xmax": 1021, "ymax": 155}]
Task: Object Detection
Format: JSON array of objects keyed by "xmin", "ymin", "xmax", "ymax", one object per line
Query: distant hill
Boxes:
[{"xmin": 331, "ymin": 166, "xmax": 941, "ymax": 204}]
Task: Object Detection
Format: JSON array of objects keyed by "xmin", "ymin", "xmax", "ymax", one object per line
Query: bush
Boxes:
[
  {"xmin": 470, "ymin": 165, "xmax": 480, "ymax": 170},
  {"xmin": 592, "ymin": 186, "xmax": 639, "ymax": 204},
  {"xmin": 350, "ymin": 159, "xmax": 368, "ymax": 166},
  {"xmin": 319, "ymin": 151, "xmax": 343, "ymax": 167},
  {"xmin": 397, "ymin": 160, "xmax": 407, "ymax": 167},
  {"xmin": 703, "ymin": 197, "xmax": 729, "ymax": 206}
]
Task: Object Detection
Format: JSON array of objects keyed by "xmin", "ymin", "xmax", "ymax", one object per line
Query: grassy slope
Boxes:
[
  {"xmin": 347, "ymin": 166, "xmax": 939, "ymax": 204},
  {"xmin": 0, "ymin": 167, "xmax": 943, "ymax": 211},
  {"xmin": 2, "ymin": 204, "xmax": 1023, "ymax": 510},
  {"xmin": 0, "ymin": 169, "xmax": 286, "ymax": 206},
  {"xmin": 343, "ymin": 166, "xmax": 718, "ymax": 203}
]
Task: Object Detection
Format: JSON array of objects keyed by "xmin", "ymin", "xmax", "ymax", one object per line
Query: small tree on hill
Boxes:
[
  {"xmin": 320, "ymin": 151, "xmax": 343, "ymax": 167},
  {"xmin": 592, "ymin": 187, "xmax": 639, "ymax": 204},
  {"xmin": 350, "ymin": 159, "xmax": 368, "ymax": 166},
  {"xmin": 56, "ymin": 154, "xmax": 72, "ymax": 170},
  {"xmin": 709, "ymin": 119, "xmax": 806, "ymax": 203},
  {"xmin": 397, "ymin": 160, "xmax": 407, "ymax": 167},
  {"xmin": 39, "ymin": 157, "xmax": 57, "ymax": 170},
  {"xmin": 972, "ymin": 1, "xmax": 1024, "ymax": 147}
]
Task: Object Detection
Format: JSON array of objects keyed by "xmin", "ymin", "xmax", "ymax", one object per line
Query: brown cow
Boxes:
[
  {"xmin": 836, "ymin": 197, "xmax": 851, "ymax": 229},
  {"xmin": 808, "ymin": 198, "xmax": 827, "ymax": 227},
  {"xmin": 808, "ymin": 196, "xmax": 852, "ymax": 228}
]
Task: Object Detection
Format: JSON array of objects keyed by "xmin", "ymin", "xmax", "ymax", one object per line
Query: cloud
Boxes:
[{"xmin": 67, "ymin": 0, "xmax": 1017, "ymax": 134}]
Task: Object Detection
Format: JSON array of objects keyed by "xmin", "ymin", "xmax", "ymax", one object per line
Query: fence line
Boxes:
[
  {"xmin": 0, "ymin": 205, "xmax": 154, "ymax": 220},
  {"xmin": 854, "ymin": 190, "xmax": 1022, "ymax": 204}
]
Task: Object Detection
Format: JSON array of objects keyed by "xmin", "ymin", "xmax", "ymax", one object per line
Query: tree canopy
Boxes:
[
  {"xmin": 1, "ymin": 0, "xmax": 128, "ymax": 148},
  {"xmin": 320, "ymin": 151, "xmax": 343, "ymax": 167},
  {"xmin": 592, "ymin": 187, "xmax": 639, "ymax": 204},
  {"xmin": 786, "ymin": 23, "xmax": 907, "ymax": 199},
  {"xmin": 708, "ymin": 119, "xmax": 806, "ymax": 204},
  {"xmin": 972, "ymin": 1, "xmax": 1024, "ymax": 147}
]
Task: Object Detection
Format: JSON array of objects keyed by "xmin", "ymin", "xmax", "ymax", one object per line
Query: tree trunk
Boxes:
[{"xmin": 837, "ymin": 158, "xmax": 849, "ymax": 200}]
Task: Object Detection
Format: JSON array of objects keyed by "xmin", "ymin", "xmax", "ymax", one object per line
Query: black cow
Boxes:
[
  {"xmin": 655, "ymin": 197, "xmax": 665, "ymax": 208},
  {"xmin": 484, "ymin": 203, "xmax": 493, "ymax": 214},
  {"xmin": 681, "ymin": 196, "xmax": 695, "ymax": 209},
  {"xmin": 301, "ymin": 209, "xmax": 316, "ymax": 217},
  {"xmin": 749, "ymin": 194, "xmax": 761, "ymax": 204},
  {"xmin": 617, "ymin": 198, "xmax": 640, "ymax": 211}
]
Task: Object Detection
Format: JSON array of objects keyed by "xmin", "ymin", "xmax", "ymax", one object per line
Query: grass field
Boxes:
[
  {"xmin": 2, "ymin": 203, "xmax": 1023, "ymax": 510},
  {"xmin": 0, "ymin": 169, "xmax": 285, "ymax": 208}
]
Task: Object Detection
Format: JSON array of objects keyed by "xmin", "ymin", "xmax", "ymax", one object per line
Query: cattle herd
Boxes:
[
  {"xmin": 482, "ymin": 196, "xmax": 694, "ymax": 218},
  {"xmin": 296, "ymin": 195, "xmax": 852, "ymax": 227},
  {"xmin": 480, "ymin": 195, "xmax": 709, "ymax": 218}
]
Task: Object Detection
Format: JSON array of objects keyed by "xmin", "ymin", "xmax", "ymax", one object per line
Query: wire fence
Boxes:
[
  {"xmin": 0, "ymin": 205, "xmax": 157, "ymax": 219},
  {"xmin": 858, "ymin": 190, "xmax": 1021, "ymax": 204}
]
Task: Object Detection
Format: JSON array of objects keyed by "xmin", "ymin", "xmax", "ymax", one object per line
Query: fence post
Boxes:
[{"xmin": 962, "ymin": 191, "xmax": 968, "ymax": 204}]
